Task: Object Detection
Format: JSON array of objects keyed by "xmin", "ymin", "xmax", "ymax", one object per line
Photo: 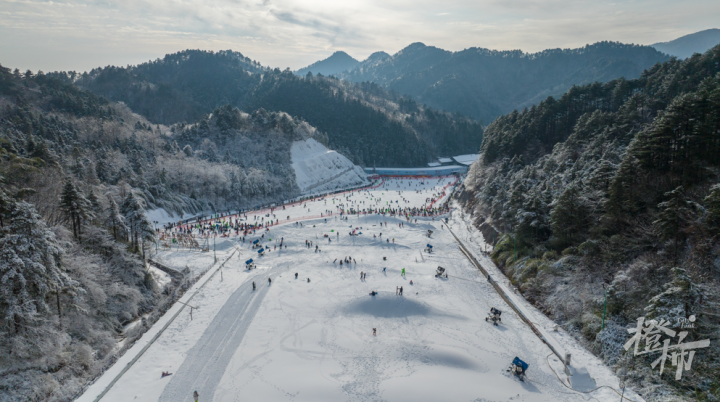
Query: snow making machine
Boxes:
[
  {"xmin": 245, "ymin": 259, "xmax": 255, "ymax": 270},
  {"xmin": 257, "ymin": 248, "xmax": 265, "ymax": 256},
  {"xmin": 252, "ymin": 239, "xmax": 260, "ymax": 249},
  {"xmin": 435, "ymin": 266, "xmax": 448, "ymax": 278},
  {"xmin": 508, "ymin": 357, "xmax": 529, "ymax": 381},
  {"xmin": 425, "ymin": 244, "xmax": 434, "ymax": 253},
  {"xmin": 485, "ymin": 307, "xmax": 502, "ymax": 325}
]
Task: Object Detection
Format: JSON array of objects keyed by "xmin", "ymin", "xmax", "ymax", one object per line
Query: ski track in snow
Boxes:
[{"xmin": 158, "ymin": 267, "xmax": 282, "ymax": 402}]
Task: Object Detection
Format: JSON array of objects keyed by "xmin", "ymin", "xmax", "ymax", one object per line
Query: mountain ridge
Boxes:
[
  {"xmin": 651, "ymin": 28, "xmax": 720, "ymax": 59},
  {"xmin": 339, "ymin": 41, "xmax": 669, "ymax": 124}
]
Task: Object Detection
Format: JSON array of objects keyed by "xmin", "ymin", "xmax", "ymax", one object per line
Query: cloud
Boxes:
[{"xmin": 0, "ymin": 0, "xmax": 718, "ymax": 72}]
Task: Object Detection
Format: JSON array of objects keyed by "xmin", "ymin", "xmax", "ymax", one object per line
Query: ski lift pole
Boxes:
[{"xmin": 214, "ymin": 235, "xmax": 217, "ymax": 263}]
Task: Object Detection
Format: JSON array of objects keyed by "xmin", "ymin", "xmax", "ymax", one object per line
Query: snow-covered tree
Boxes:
[
  {"xmin": 0, "ymin": 200, "xmax": 77, "ymax": 333},
  {"xmin": 105, "ymin": 195, "xmax": 127, "ymax": 240},
  {"xmin": 654, "ymin": 186, "xmax": 696, "ymax": 264},
  {"xmin": 59, "ymin": 180, "xmax": 93, "ymax": 240},
  {"xmin": 120, "ymin": 192, "xmax": 154, "ymax": 252},
  {"xmin": 704, "ymin": 184, "xmax": 720, "ymax": 235}
]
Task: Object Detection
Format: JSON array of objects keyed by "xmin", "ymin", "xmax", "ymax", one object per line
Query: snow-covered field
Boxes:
[
  {"xmin": 79, "ymin": 177, "xmax": 641, "ymax": 402},
  {"xmin": 291, "ymin": 138, "xmax": 369, "ymax": 194}
]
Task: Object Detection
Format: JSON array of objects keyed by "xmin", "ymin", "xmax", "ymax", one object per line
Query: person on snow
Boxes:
[
  {"xmin": 307, "ymin": 278, "xmax": 311, "ymax": 283},
  {"xmin": 295, "ymin": 273, "xmax": 298, "ymax": 279},
  {"xmin": 399, "ymin": 286, "xmax": 403, "ymax": 295},
  {"xmin": 396, "ymin": 286, "xmax": 399, "ymax": 295},
  {"xmin": 373, "ymin": 328, "xmax": 377, "ymax": 336},
  {"xmin": 193, "ymin": 390, "xmax": 199, "ymax": 402},
  {"xmin": 369, "ymin": 291, "xmax": 377, "ymax": 296},
  {"xmin": 401, "ymin": 268, "xmax": 405, "ymax": 276},
  {"xmin": 268, "ymin": 278, "xmax": 272, "ymax": 285},
  {"xmin": 252, "ymin": 282, "xmax": 256, "ymax": 291}
]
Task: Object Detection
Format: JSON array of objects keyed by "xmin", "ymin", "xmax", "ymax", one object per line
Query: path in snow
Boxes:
[{"xmin": 158, "ymin": 267, "xmax": 282, "ymax": 402}]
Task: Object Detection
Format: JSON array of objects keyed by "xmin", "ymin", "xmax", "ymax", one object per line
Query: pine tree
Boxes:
[
  {"xmin": 703, "ymin": 185, "xmax": 720, "ymax": 236},
  {"xmin": 105, "ymin": 195, "xmax": 127, "ymax": 240},
  {"xmin": 654, "ymin": 186, "xmax": 695, "ymax": 264},
  {"xmin": 87, "ymin": 191, "xmax": 102, "ymax": 221},
  {"xmin": 549, "ymin": 184, "xmax": 588, "ymax": 247},
  {"xmin": 121, "ymin": 192, "xmax": 154, "ymax": 252},
  {"xmin": 0, "ymin": 199, "xmax": 77, "ymax": 332},
  {"xmin": 59, "ymin": 180, "xmax": 93, "ymax": 240}
]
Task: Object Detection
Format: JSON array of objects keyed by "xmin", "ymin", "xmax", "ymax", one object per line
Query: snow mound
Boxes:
[{"xmin": 291, "ymin": 139, "xmax": 368, "ymax": 194}]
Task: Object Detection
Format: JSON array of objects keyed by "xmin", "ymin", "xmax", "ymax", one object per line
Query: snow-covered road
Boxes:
[{"xmin": 78, "ymin": 177, "xmax": 642, "ymax": 402}]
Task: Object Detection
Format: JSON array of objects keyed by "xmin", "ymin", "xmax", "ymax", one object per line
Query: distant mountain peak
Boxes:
[
  {"xmin": 365, "ymin": 51, "xmax": 390, "ymax": 62},
  {"xmin": 295, "ymin": 51, "xmax": 359, "ymax": 76},
  {"xmin": 651, "ymin": 28, "xmax": 720, "ymax": 59}
]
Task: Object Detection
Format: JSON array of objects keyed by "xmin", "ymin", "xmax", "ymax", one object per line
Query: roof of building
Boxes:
[{"xmin": 451, "ymin": 154, "xmax": 480, "ymax": 166}]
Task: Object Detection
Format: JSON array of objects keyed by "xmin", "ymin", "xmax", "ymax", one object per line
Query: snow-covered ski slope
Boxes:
[
  {"xmin": 78, "ymin": 177, "xmax": 642, "ymax": 402},
  {"xmin": 291, "ymin": 138, "xmax": 369, "ymax": 194}
]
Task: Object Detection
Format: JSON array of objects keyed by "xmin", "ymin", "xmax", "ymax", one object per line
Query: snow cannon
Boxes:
[
  {"xmin": 257, "ymin": 248, "xmax": 265, "ymax": 256},
  {"xmin": 425, "ymin": 244, "xmax": 434, "ymax": 253},
  {"xmin": 245, "ymin": 259, "xmax": 255, "ymax": 270},
  {"xmin": 435, "ymin": 266, "xmax": 447, "ymax": 278},
  {"xmin": 509, "ymin": 357, "xmax": 529, "ymax": 381}
]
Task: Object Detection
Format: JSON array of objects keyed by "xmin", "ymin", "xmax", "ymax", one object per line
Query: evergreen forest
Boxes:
[
  {"xmin": 72, "ymin": 50, "xmax": 485, "ymax": 167},
  {"xmin": 459, "ymin": 44, "xmax": 720, "ymax": 400}
]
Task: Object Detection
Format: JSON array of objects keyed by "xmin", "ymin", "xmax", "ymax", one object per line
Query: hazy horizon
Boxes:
[{"xmin": 1, "ymin": 0, "xmax": 718, "ymax": 73}]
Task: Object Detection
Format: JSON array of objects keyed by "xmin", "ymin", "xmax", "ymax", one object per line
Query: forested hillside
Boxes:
[
  {"xmin": 340, "ymin": 41, "xmax": 670, "ymax": 124},
  {"xmin": 74, "ymin": 50, "xmax": 485, "ymax": 167},
  {"xmin": 0, "ymin": 65, "xmax": 327, "ymax": 400},
  {"xmin": 459, "ymin": 45, "xmax": 720, "ymax": 400},
  {"xmin": 652, "ymin": 29, "xmax": 720, "ymax": 59}
]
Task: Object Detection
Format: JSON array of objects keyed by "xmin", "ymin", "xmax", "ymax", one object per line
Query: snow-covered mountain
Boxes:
[{"xmin": 291, "ymin": 138, "xmax": 369, "ymax": 194}]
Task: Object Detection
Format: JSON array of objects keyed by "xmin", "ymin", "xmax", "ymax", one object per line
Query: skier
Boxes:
[
  {"xmin": 193, "ymin": 390, "xmax": 199, "ymax": 402},
  {"xmin": 252, "ymin": 282, "xmax": 256, "ymax": 291},
  {"xmin": 268, "ymin": 277, "xmax": 272, "ymax": 285},
  {"xmin": 295, "ymin": 273, "xmax": 298, "ymax": 279},
  {"xmin": 399, "ymin": 286, "xmax": 403, "ymax": 295},
  {"xmin": 373, "ymin": 328, "xmax": 377, "ymax": 336},
  {"xmin": 307, "ymin": 278, "xmax": 311, "ymax": 283},
  {"xmin": 383, "ymin": 267, "xmax": 386, "ymax": 273},
  {"xmin": 401, "ymin": 268, "xmax": 405, "ymax": 276}
]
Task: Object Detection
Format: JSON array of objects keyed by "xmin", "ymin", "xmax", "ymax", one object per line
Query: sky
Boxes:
[{"xmin": 1, "ymin": 0, "xmax": 718, "ymax": 73}]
